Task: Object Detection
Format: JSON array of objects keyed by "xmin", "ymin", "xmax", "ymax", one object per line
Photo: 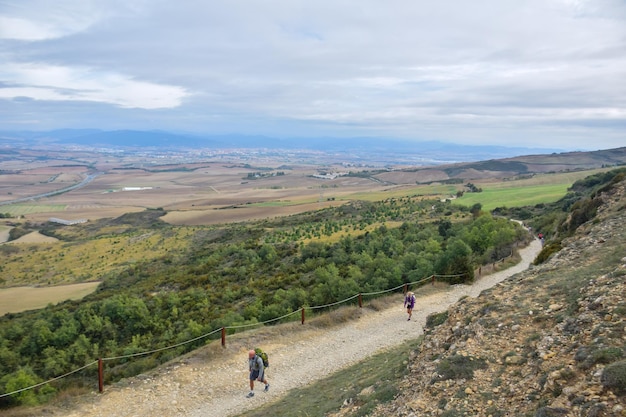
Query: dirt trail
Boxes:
[{"xmin": 63, "ymin": 239, "xmax": 542, "ymax": 417}]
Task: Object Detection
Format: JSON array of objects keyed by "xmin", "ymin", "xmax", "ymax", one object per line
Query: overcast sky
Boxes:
[{"xmin": 1, "ymin": 0, "xmax": 625, "ymax": 150}]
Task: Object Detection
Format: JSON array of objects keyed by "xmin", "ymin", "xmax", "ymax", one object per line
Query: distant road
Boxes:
[{"xmin": 0, "ymin": 172, "xmax": 102, "ymax": 207}]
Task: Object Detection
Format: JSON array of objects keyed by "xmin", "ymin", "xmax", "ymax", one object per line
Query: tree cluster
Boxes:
[{"xmin": 0, "ymin": 199, "xmax": 528, "ymax": 407}]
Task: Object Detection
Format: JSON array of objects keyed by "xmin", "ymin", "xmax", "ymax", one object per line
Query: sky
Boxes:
[{"xmin": 1, "ymin": 0, "xmax": 625, "ymax": 151}]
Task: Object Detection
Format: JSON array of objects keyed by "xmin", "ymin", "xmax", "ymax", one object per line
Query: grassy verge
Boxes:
[{"xmin": 236, "ymin": 338, "xmax": 422, "ymax": 417}]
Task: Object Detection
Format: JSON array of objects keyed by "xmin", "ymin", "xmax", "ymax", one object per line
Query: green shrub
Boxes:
[
  {"xmin": 0, "ymin": 368, "xmax": 55, "ymax": 406},
  {"xmin": 426, "ymin": 311, "xmax": 448, "ymax": 329},
  {"xmin": 0, "ymin": 245, "xmax": 20, "ymax": 255},
  {"xmin": 431, "ymin": 354, "xmax": 487, "ymax": 383},
  {"xmin": 601, "ymin": 360, "xmax": 626, "ymax": 395},
  {"xmin": 592, "ymin": 347, "xmax": 624, "ymax": 365},
  {"xmin": 575, "ymin": 346, "xmax": 624, "ymax": 369},
  {"xmin": 565, "ymin": 197, "xmax": 603, "ymax": 233},
  {"xmin": 440, "ymin": 410, "xmax": 465, "ymax": 417},
  {"xmin": 533, "ymin": 242, "xmax": 562, "ymax": 265},
  {"xmin": 535, "ymin": 406, "xmax": 570, "ymax": 416},
  {"xmin": 614, "ymin": 303, "xmax": 626, "ymax": 317}
]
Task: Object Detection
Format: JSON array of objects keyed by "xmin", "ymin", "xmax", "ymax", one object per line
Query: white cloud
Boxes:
[
  {"xmin": 0, "ymin": 63, "xmax": 188, "ymax": 109},
  {"xmin": 0, "ymin": 16, "xmax": 60, "ymax": 41},
  {"xmin": 0, "ymin": 0, "xmax": 112, "ymax": 40}
]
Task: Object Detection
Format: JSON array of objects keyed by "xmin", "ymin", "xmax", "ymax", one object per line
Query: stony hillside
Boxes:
[{"xmin": 370, "ymin": 181, "xmax": 626, "ymax": 416}]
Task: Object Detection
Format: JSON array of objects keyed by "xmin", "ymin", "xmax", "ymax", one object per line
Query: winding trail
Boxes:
[{"xmin": 63, "ymin": 239, "xmax": 542, "ymax": 417}]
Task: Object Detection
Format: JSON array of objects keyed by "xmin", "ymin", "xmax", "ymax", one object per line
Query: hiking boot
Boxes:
[
  {"xmin": 246, "ymin": 391, "xmax": 254, "ymax": 398},
  {"xmin": 264, "ymin": 384, "xmax": 270, "ymax": 392}
]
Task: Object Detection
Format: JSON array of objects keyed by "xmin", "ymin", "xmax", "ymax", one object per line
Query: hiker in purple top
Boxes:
[{"xmin": 404, "ymin": 291, "xmax": 416, "ymax": 321}]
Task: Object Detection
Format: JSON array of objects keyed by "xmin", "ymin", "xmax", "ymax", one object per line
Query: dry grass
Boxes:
[
  {"xmin": 0, "ymin": 224, "xmax": 11, "ymax": 243},
  {"xmin": 8, "ymin": 231, "xmax": 59, "ymax": 244},
  {"xmin": 0, "ymin": 226, "xmax": 194, "ymax": 288},
  {"xmin": 0, "ymin": 282, "xmax": 101, "ymax": 315}
]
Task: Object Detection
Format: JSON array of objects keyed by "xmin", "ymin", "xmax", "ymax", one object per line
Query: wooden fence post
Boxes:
[
  {"xmin": 403, "ymin": 283, "xmax": 407, "ymax": 294},
  {"xmin": 221, "ymin": 327, "xmax": 226, "ymax": 347},
  {"xmin": 301, "ymin": 307, "xmax": 305, "ymax": 325},
  {"xmin": 358, "ymin": 293, "xmax": 362, "ymax": 308},
  {"xmin": 98, "ymin": 358, "xmax": 104, "ymax": 393},
  {"xmin": 431, "ymin": 275, "xmax": 435, "ymax": 285}
]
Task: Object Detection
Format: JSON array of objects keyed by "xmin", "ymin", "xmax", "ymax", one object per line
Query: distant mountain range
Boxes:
[{"xmin": 0, "ymin": 128, "xmax": 573, "ymax": 165}]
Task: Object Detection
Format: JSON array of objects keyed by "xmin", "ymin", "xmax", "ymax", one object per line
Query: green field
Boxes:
[
  {"xmin": 345, "ymin": 184, "xmax": 460, "ymax": 202},
  {"xmin": 456, "ymin": 183, "xmax": 569, "ymax": 210},
  {"xmin": 0, "ymin": 204, "xmax": 67, "ymax": 216},
  {"xmin": 455, "ymin": 169, "xmax": 607, "ymax": 210}
]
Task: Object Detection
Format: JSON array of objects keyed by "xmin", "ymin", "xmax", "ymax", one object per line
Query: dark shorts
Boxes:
[{"xmin": 250, "ymin": 370, "xmax": 261, "ymax": 381}]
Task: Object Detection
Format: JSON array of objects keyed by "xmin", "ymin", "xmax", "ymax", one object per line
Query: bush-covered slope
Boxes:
[
  {"xmin": 0, "ymin": 196, "xmax": 530, "ymax": 407},
  {"xmin": 368, "ymin": 172, "xmax": 626, "ymax": 416}
]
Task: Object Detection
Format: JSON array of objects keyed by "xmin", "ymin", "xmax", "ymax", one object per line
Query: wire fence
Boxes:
[{"xmin": 0, "ymin": 270, "xmax": 471, "ymax": 399}]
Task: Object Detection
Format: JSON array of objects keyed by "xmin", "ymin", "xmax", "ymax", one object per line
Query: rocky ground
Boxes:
[{"xmin": 369, "ymin": 181, "xmax": 626, "ymax": 417}]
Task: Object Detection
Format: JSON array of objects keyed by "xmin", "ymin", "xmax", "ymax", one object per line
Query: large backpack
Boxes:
[{"xmin": 254, "ymin": 347, "xmax": 269, "ymax": 368}]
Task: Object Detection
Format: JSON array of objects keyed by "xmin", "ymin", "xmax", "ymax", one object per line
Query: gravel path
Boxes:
[{"xmin": 63, "ymin": 239, "xmax": 542, "ymax": 417}]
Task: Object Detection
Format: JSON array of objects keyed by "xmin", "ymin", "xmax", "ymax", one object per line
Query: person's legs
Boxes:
[{"xmin": 248, "ymin": 370, "xmax": 259, "ymax": 397}]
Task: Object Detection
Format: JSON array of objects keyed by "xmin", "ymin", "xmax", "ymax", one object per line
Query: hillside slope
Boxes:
[
  {"xmin": 29, "ymin": 238, "xmax": 540, "ymax": 417},
  {"xmin": 12, "ymin": 179, "xmax": 625, "ymax": 417},
  {"xmin": 375, "ymin": 146, "xmax": 626, "ymax": 183},
  {"xmin": 370, "ymin": 180, "xmax": 626, "ymax": 416}
]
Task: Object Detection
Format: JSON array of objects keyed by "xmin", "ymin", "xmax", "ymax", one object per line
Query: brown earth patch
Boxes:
[
  {"xmin": 6, "ymin": 231, "xmax": 59, "ymax": 244},
  {"xmin": 0, "ymin": 224, "xmax": 11, "ymax": 243},
  {"xmin": 162, "ymin": 201, "xmax": 344, "ymax": 225},
  {"xmin": 0, "ymin": 282, "xmax": 101, "ymax": 315}
]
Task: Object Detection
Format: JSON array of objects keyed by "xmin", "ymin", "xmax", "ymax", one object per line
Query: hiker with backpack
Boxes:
[
  {"xmin": 404, "ymin": 291, "xmax": 416, "ymax": 321},
  {"xmin": 247, "ymin": 349, "xmax": 269, "ymax": 398}
]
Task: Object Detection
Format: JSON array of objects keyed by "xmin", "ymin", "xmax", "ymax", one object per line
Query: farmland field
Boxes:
[
  {"xmin": 0, "ymin": 166, "xmax": 609, "ymax": 228},
  {"xmin": 0, "ymin": 204, "xmax": 67, "ymax": 216},
  {"xmin": 0, "ymin": 145, "xmax": 617, "ymax": 312},
  {"xmin": 0, "ymin": 282, "xmax": 101, "ymax": 315},
  {"xmin": 456, "ymin": 183, "xmax": 569, "ymax": 210},
  {"xmin": 0, "ymin": 146, "xmax": 614, "ymax": 226},
  {"xmin": 455, "ymin": 169, "xmax": 608, "ymax": 210}
]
